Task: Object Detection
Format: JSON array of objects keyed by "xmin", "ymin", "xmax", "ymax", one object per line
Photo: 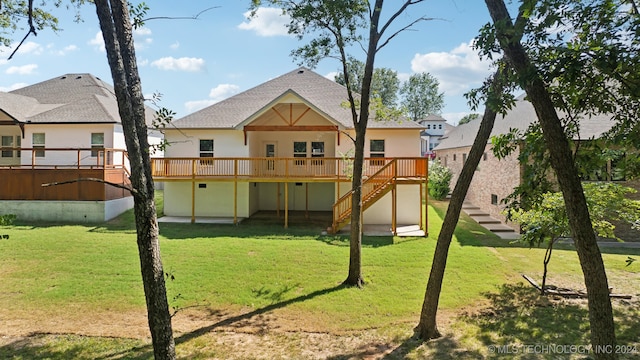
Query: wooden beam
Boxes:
[
  {"xmin": 271, "ymin": 106, "xmax": 289, "ymax": 125},
  {"xmin": 291, "ymin": 107, "xmax": 312, "ymax": 126},
  {"xmin": 234, "ymin": 159, "xmax": 238, "ymax": 224},
  {"xmin": 243, "ymin": 125, "xmax": 339, "ymax": 132}
]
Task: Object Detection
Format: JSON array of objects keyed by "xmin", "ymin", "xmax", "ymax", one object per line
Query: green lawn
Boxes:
[{"xmin": 0, "ymin": 193, "xmax": 638, "ymax": 359}]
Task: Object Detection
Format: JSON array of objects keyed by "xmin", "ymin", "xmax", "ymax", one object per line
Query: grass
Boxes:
[{"xmin": 0, "ymin": 193, "xmax": 639, "ymax": 359}]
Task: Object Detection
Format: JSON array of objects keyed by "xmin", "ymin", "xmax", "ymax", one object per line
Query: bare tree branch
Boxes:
[
  {"xmin": 141, "ymin": 6, "xmax": 219, "ymax": 22},
  {"xmin": 8, "ymin": 0, "xmax": 37, "ymax": 60},
  {"xmin": 41, "ymin": 177, "xmax": 138, "ymax": 194}
]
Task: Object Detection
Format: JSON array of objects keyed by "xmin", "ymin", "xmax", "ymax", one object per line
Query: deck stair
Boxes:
[{"xmin": 331, "ymin": 159, "xmax": 397, "ymax": 233}]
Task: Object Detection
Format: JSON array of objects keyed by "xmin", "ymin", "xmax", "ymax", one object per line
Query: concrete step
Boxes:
[
  {"xmin": 471, "ymin": 215, "xmax": 502, "ymax": 224},
  {"xmin": 463, "ymin": 208, "xmax": 488, "ymax": 216},
  {"xmin": 484, "ymin": 222, "xmax": 516, "ymax": 233}
]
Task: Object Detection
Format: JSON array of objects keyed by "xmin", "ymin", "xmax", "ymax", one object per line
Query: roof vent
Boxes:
[
  {"xmin": 298, "ymin": 70, "xmax": 304, "ymax": 74},
  {"xmin": 61, "ymin": 76, "xmax": 67, "ymax": 79},
  {"xmin": 76, "ymin": 75, "xmax": 82, "ymax": 79}
]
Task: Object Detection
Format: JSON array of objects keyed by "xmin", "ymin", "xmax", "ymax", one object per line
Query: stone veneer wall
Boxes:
[{"xmin": 435, "ymin": 144, "xmax": 521, "ymax": 230}]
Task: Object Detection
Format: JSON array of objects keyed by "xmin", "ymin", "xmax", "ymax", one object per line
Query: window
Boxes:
[
  {"xmin": 491, "ymin": 194, "xmax": 498, "ymax": 205},
  {"xmin": 462, "ymin": 153, "xmax": 467, "ymax": 163},
  {"xmin": 199, "ymin": 139, "xmax": 214, "ymax": 165},
  {"xmin": 439, "ymin": 124, "xmax": 443, "ymax": 129},
  {"xmin": 294, "ymin": 141, "xmax": 307, "ymax": 165},
  {"xmin": 311, "ymin": 141, "xmax": 324, "ymax": 165},
  {"xmin": 2, "ymin": 136, "xmax": 14, "ymax": 158},
  {"xmin": 199, "ymin": 139, "xmax": 214, "ymax": 157},
  {"xmin": 32, "ymin": 133, "xmax": 45, "ymax": 157},
  {"xmin": 483, "ymin": 152, "xmax": 488, "ymax": 161},
  {"xmin": 427, "ymin": 124, "xmax": 431, "ymax": 129},
  {"xmin": 370, "ymin": 139, "xmax": 385, "ymax": 166},
  {"xmin": 453, "ymin": 154, "xmax": 457, "ymax": 161},
  {"xmin": 91, "ymin": 133, "xmax": 104, "ymax": 157}
]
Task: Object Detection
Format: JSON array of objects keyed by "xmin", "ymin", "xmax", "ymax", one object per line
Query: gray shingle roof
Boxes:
[
  {"xmin": 173, "ymin": 67, "xmax": 422, "ymax": 130},
  {"xmin": 435, "ymin": 94, "xmax": 616, "ymax": 150},
  {"xmin": 3, "ymin": 73, "xmax": 153, "ymax": 125}
]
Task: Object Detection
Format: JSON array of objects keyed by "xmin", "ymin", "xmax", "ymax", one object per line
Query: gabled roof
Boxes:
[
  {"xmin": 435, "ymin": 94, "xmax": 615, "ymax": 150},
  {"xmin": 173, "ymin": 67, "xmax": 422, "ymax": 130},
  {"xmin": 2, "ymin": 73, "xmax": 153, "ymax": 125}
]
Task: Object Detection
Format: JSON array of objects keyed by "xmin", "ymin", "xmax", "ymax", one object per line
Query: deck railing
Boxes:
[
  {"xmin": 151, "ymin": 157, "xmax": 427, "ymax": 180},
  {"xmin": 0, "ymin": 147, "xmax": 129, "ymax": 170}
]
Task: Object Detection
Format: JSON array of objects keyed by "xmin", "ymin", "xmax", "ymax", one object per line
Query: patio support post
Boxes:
[
  {"xmin": 191, "ymin": 159, "xmax": 196, "ymax": 224},
  {"xmin": 276, "ymin": 182, "xmax": 280, "ymax": 217},
  {"xmin": 305, "ymin": 182, "xmax": 309, "ymax": 219},
  {"xmin": 392, "ymin": 161, "xmax": 397, "ymax": 236},
  {"xmin": 284, "ymin": 182, "xmax": 289, "ymax": 228},
  {"xmin": 234, "ymin": 159, "xmax": 238, "ymax": 225}
]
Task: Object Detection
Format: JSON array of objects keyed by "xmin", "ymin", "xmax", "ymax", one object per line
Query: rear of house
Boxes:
[{"xmin": 155, "ymin": 68, "xmax": 428, "ymax": 233}]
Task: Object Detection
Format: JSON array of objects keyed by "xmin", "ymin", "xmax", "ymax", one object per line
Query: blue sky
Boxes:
[{"xmin": 0, "ymin": 1, "xmax": 499, "ymax": 124}]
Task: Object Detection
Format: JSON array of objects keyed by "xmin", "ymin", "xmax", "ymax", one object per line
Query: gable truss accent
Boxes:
[{"xmin": 271, "ymin": 103, "xmax": 312, "ymax": 126}]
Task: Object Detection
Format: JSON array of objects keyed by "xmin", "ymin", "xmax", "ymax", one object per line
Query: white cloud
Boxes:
[
  {"xmin": 16, "ymin": 41, "xmax": 43, "ymax": 56},
  {"xmin": 442, "ymin": 111, "xmax": 474, "ymax": 126},
  {"xmin": 185, "ymin": 99, "xmax": 216, "ymax": 113},
  {"xmin": 238, "ymin": 7, "xmax": 291, "ymax": 37},
  {"xmin": 411, "ymin": 40, "xmax": 494, "ymax": 96},
  {"xmin": 54, "ymin": 44, "xmax": 78, "ymax": 56},
  {"xmin": 151, "ymin": 57, "xmax": 206, "ymax": 72},
  {"xmin": 170, "ymin": 41, "xmax": 180, "ymax": 50},
  {"xmin": 324, "ymin": 71, "xmax": 339, "ymax": 81},
  {"xmin": 134, "ymin": 27, "xmax": 152, "ymax": 37},
  {"xmin": 0, "ymin": 82, "xmax": 28, "ymax": 91},
  {"xmin": 6, "ymin": 64, "xmax": 38, "ymax": 75},
  {"xmin": 89, "ymin": 32, "xmax": 105, "ymax": 52},
  {"xmin": 133, "ymin": 27, "xmax": 153, "ymax": 49},
  {"xmin": 185, "ymin": 83, "xmax": 240, "ymax": 113}
]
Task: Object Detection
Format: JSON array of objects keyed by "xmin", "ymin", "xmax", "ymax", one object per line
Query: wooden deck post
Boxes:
[
  {"xmin": 392, "ymin": 161, "xmax": 397, "ymax": 236},
  {"xmin": 284, "ymin": 182, "xmax": 289, "ymax": 228},
  {"xmin": 233, "ymin": 159, "xmax": 238, "ymax": 225},
  {"xmin": 305, "ymin": 182, "xmax": 309, "ymax": 219},
  {"xmin": 276, "ymin": 182, "xmax": 280, "ymax": 217},
  {"xmin": 191, "ymin": 159, "xmax": 196, "ymax": 224}
]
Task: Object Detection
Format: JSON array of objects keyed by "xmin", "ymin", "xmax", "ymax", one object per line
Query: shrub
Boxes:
[
  {"xmin": 0, "ymin": 214, "xmax": 16, "ymax": 226},
  {"xmin": 428, "ymin": 160, "xmax": 452, "ymax": 200}
]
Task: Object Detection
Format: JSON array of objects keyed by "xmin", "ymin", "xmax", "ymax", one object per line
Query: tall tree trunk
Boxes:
[
  {"xmin": 343, "ymin": 0, "xmax": 383, "ymax": 287},
  {"xmin": 416, "ymin": 69, "xmax": 504, "ymax": 340},
  {"xmin": 94, "ymin": 1, "xmax": 176, "ymax": 359},
  {"xmin": 485, "ymin": 1, "xmax": 616, "ymax": 358}
]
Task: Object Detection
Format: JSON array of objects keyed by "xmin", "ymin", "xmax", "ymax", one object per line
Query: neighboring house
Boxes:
[
  {"xmin": 0, "ymin": 74, "xmax": 162, "ymax": 222},
  {"xmin": 417, "ymin": 114, "xmax": 450, "ymax": 157},
  {"xmin": 434, "ymin": 94, "xmax": 622, "ymax": 229},
  {"xmin": 154, "ymin": 67, "xmax": 428, "ymax": 234}
]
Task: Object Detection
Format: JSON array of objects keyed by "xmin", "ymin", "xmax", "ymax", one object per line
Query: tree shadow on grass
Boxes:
[
  {"xmin": 0, "ymin": 284, "xmax": 348, "ymax": 360},
  {"xmin": 462, "ymin": 283, "xmax": 640, "ymax": 352}
]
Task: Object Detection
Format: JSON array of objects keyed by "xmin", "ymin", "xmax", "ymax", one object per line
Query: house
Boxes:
[
  {"xmin": 0, "ymin": 74, "xmax": 162, "ymax": 222},
  {"xmin": 417, "ymin": 114, "xmax": 452, "ymax": 157},
  {"xmin": 153, "ymin": 67, "xmax": 428, "ymax": 234},
  {"xmin": 434, "ymin": 94, "xmax": 623, "ymax": 230}
]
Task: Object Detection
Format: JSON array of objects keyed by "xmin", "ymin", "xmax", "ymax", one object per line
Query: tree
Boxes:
[
  {"xmin": 484, "ymin": 0, "xmax": 618, "ymax": 357},
  {"xmin": 457, "ymin": 113, "xmax": 480, "ymax": 125},
  {"xmin": 251, "ymin": 0, "xmax": 429, "ymax": 287},
  {"xmin": 399, "ymin": 72, "xmax": 444, "ymax": 122},
  {"xmin": 93, "ymin": 1, "xmax": 176, "ymax": 358},
  {"xmin": 416, "ymin": 64, "xmax": 513, "ymax": 339},
  {"xmin": 3, "ymin": 1, "xmax": 176, "ymax": 358},
  {"xmin": 512, "ymin": 182, "xmax": 640, "ymax": 293},
  {"xmin": 334, "ymin": 57, "xmax": 400, "ymax": 107}
]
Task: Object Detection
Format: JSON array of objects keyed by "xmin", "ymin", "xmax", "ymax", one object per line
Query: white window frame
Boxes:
[{"xmin": 32, "ymin": 133, "xmax": 45, "ymax": 157}]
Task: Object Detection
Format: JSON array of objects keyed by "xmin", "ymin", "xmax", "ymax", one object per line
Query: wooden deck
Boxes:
[
  {"xmin": 0, "ymin": 148, "xmax": 131, "ymax": 201},
  {"xmin": 151, "ymin": 157, "xmax": 428, "ymax": 183}
]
